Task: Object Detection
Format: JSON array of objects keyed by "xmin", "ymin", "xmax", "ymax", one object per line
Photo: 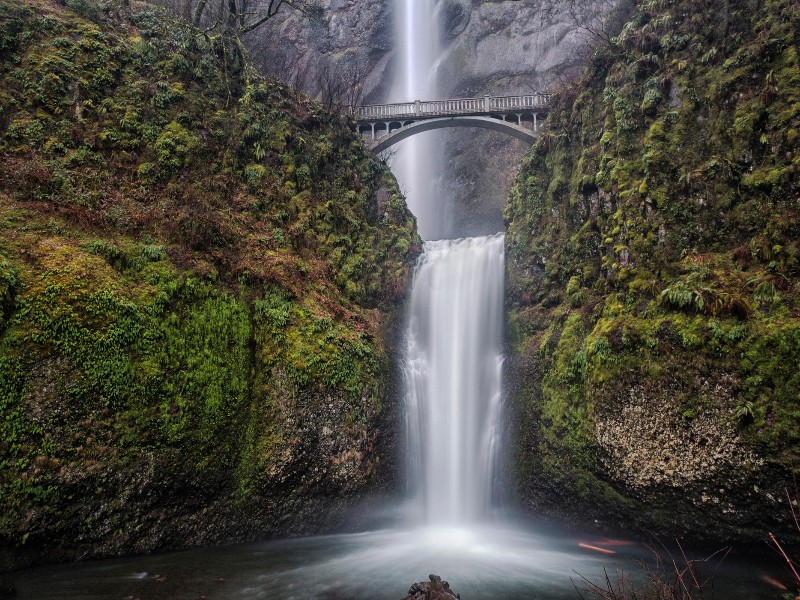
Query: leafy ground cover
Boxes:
[{"xmin": 0, "ymin": 0, "xmax": 419, "ymax": 568}]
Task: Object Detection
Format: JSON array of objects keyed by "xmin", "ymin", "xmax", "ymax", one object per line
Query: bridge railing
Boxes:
[
  {"xmin": 352, "ymin": 94, "xmax": 550, "ymax": 121},
  {"xmin": 354, "ymin": 101, "xmax": 417, "ymax": 120},
  {"xmin": 488, "ymin": 95, "xmax": 549, "ymax": 111}
]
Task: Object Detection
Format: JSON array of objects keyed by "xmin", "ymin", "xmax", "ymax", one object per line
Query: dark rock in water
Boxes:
[
  {"xmin": 0, "ymin": 579, "xmax": 17, "ymax": 599},
  {"xmin": 401, "ymin": 574, "xmax": 460, "ymax": 600}
]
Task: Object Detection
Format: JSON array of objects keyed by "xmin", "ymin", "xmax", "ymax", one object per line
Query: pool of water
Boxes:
[{"xmin": 10, "ymin": 521, "xmax": 787, "ymax": 599}]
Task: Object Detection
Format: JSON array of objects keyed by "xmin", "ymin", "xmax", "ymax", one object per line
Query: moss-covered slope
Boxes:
[
  {"xmin": 506, "ymin": 0, "xmax": 799, "ymax": 542},
  {"xmin": 0, "ymin": 0, "xmax": 420, "ymax": 568}
]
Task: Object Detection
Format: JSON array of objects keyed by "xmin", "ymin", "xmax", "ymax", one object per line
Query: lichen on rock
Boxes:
[
  {"xmin": 506, "ymin": 0, "xmax": 800, "ymax": 543},
  {"xmin": 0, "ymin": 0, "xmax": 420, "ymax": 569}
]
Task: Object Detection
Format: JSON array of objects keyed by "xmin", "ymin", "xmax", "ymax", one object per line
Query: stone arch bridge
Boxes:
[{"xmin": 351, "ymin": 94, "xmax": 550, "ymax": 153}]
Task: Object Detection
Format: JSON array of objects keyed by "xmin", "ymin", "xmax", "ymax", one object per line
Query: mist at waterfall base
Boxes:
[
  {"xmin": 14, "ymin": 522, "xmax": 780, "ymax": 599},
  {"xmin": 13, "ymin": 238, "xmax": 781, "ymax": 599}
]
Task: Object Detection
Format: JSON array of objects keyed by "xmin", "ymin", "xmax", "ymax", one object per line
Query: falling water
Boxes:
[
  {"xmin": 389, "ymin": 0, "xmax": 448, "ymax": 240},
  {"xmin": 403, "ymin": 234, "xmax": 506, "ymax": 524},
  {"xmin": 394, "ymin": 0, "xmax": 505, "ymax": 525}
]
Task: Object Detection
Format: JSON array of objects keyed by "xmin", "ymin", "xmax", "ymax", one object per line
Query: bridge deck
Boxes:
[{"xmin": 352, "ymin": 94, "xmax": 550, "ymax": 123}]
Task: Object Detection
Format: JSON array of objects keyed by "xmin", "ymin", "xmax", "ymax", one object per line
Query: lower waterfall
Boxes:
[{"xmin": 403, "ymin": 234, "xmax": 506, "ymax": 525}]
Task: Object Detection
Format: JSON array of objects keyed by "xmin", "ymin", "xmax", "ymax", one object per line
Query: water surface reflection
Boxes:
[{"xmin": 13, "ymin": 523, "xmax": 781, "ymax": 599}]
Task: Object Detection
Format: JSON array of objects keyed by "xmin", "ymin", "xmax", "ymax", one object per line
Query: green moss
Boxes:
[
  {"xmin": 539, "ymin": 313, "xmax": 596, "ymax": 475},
  {"xmin": 506, "ymin": 0, "xmax": 800, "ymax": 540},
  {"xmin": 0, "ymin": 257, "xmax": 17, "ymax": 332},
  {"xmin": 0, "ymin": 0, "xmax": 420, "ymax": 565}
]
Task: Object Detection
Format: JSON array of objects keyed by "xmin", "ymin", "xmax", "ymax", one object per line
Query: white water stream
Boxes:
[
  {"xmin": 389, "ymin": 0, "xmax": 450, "ymax": 240},
  {"xmin": 391, "ymin": 0, "xmax": 506, "ymax": 530},
  {"xmin": 404, "ymin": 235, "xmax": 505, "ymax": 525}
]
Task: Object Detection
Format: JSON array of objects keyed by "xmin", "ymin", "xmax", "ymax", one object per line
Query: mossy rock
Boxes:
[
  {"xmin": 506, "ymin": 0, "xmax": 800, "ymax": 544},
  {"xmin": 0, "ymin": 0, "xmax": 420, "ymax": 568}
]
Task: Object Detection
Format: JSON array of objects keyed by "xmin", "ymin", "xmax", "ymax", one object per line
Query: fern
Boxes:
[
  {"xmin": 753, "ymin": 280, "xmax": 777, "ymax": 302},
  {"xmin": 660, "ymin": 280, "xmax": 696, "ymax": 309},
  {"xmin": 748, "ymin": 275, "xmax": 779, "ymax": 303},
  {"xmin": 734, "ymin": 400, "xmax": 754, "ymax": 422}
]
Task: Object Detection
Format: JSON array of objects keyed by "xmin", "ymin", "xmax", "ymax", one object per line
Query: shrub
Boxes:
[
  {"xmin": 154, "ymin": 121, "xmax": 193, "ymax": 173},
  {"xmin": 65, "ymin": 0, "xmax": 105, "ymax": 21}
]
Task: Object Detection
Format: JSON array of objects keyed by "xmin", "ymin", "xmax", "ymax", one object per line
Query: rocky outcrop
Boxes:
[
  {"xmin": 505, "ymin": 0, "xmax": 800, "ymax": 543},
  {"xmin": 402, "ymin": 574, "xmax": 461, "ymax": 600},
  {"xmin": 0, "ymin": 0, "xmax": 419, "ymax": 569},
  {"xmin": 249, "ymin": 0, "xmax": 394, "ymax": 102},
  {"xmin": 595, "ymin": 379, "xmax": 764, "ymax": 497},
  {"xmin": 437, "ymin": 0, "xmax": 597, "ymax": 96}
]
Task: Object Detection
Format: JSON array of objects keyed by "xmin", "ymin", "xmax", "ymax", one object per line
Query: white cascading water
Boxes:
[
  {"xmin": 389, "ymin": 0, "xmax": 449, "ymax": 240},
  {"xmin": 392, "ymin": 0, "xmax": 506, "ymax": 526},
  {"xmin": 403, "ymin": 234, "xmax": 506, "ymax": 525}
]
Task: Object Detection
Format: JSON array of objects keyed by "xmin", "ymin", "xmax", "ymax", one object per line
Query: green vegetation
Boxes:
[
  {"xmin": 507, "ymin": 0, "xmax": 800, "ymax": 541},
  {"xmin": 0, "ymin": 0, "xmax": 419, "ymax": 567}
]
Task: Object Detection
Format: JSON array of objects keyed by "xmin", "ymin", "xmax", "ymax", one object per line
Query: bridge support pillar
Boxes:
[
  {"xmin": 370, "ymin": 123, "xmax": 376, "ymax": 140},
  {"xmin": 516, "ymin": 113, "xmax": 522, "ymax": 125},
  {"xmin": 533, "ymin": 113, "xmax": 538, "ymax": 131}
]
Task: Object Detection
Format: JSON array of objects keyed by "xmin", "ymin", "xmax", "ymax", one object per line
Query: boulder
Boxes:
[{"xmin": 401, "ymin": 574, "xmax": 460, "ymax": 600}]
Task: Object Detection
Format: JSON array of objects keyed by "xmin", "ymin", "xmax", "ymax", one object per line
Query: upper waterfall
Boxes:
[{"xmin": 389, "ymin": 0, "xmax": 449, "ymax": 240}]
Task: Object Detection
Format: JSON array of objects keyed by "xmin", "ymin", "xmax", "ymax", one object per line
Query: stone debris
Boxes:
[{"xmin": 401, "ymin": 574, "xmax": 461, "ymax": 600}]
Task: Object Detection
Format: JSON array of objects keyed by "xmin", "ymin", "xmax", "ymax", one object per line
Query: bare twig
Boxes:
[
  {"xmin": 769, "ymin": 531, "xmax": 800, "ymax": 584},
  {"xmin": 786, "ymin": 487, "xmax": 800, "ymax": 535},
  {"xmin": 573, "ymin": 536, "xmax": 732, "ymax": 600}
]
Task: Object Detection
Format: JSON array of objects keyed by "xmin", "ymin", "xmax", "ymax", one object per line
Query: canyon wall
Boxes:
[
  {"xmin": 504, "ymin": 0, "xmax": 800, "ymax": 542},
  {"xmin": 0, "ymin": 0, "xmax": 419, "ymax": 568}
]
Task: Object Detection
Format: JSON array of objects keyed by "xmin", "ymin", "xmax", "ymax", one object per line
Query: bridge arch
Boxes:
[
  {"xmin": 366, "ymin": 116, "xmax": 539, "ymax": 153},
  {"xmin": 352, "ymin": 94, "xmax": 550, "ymax": 154}
]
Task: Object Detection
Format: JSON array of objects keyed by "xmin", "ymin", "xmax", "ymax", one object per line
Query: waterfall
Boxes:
[
  {"xmin": 394, "ymin": 0, "xmax": 505, "ymax": 527},
  {"xmin": 403, "ymin": 234, "xmax": 506, "ymax": 525},
  {"xmin": 389, "ymin": 0, "xmax": 449, "ymax": 240}
]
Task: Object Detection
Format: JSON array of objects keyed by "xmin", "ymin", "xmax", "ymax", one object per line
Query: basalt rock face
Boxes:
[
  {"xmin": 432, "ymin": 0, "xmax": 614, "ymax": 236},
  {"xmin": 0, "ymin": 0, "xmax": 419, "ymax": 569},
  {"xmin": 437, "ymin": 0, "xmax": 588, "ymax": 95},
  {"xmin": 249, "ymin": 0, "xmax": 619, "ymax": 237},
  {"xmin": 249, "ymin": 0, "xmax": 393, "ymax": 103},
  {"xmin": 505, "ymin": 0, "xmax": 800, "ymax": 543}
]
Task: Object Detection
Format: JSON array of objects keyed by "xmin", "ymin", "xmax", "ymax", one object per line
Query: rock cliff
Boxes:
[
  {"xmin": 0, "ymin": 0, "xmax": 419, "ymax": 569},
  {"xmin": 505, "ymin": 0, "xmax": 800, "ymax": 542}
]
